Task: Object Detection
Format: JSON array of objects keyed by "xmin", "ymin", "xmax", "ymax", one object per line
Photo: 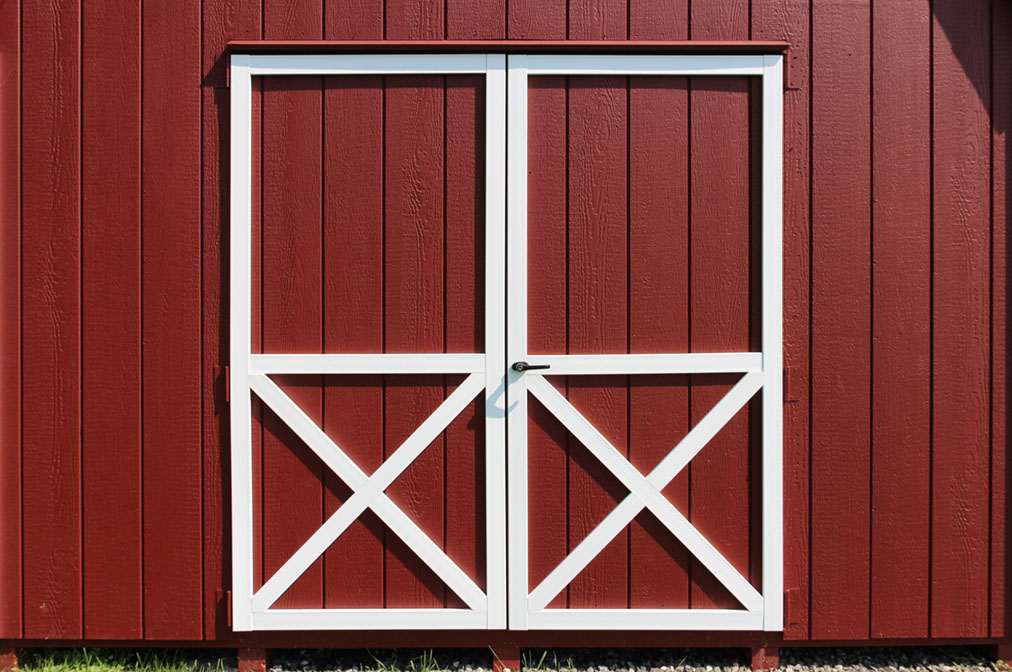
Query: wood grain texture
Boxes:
[
  {"xmin": 508, "ymin": 0, "xmax": 566, "ymax": 39},
  {"xmin": 566, "ymin": 76, "xmax": 629, "ymax": 608},
  {"xmin": 383, "ymin": 75, "xmax": 447, "ymax": 607},
  {"xmin": 689, "ymin": 0, "xmax": 753, "ymax": 611},
  {"xmin": 444, "ymin": 75, "xmax": 486, "ymax": 600},
  {"xmin": 627, "ymin": 0, "xmax": 690, "ymax": 613},
  {"xmin": 0, "ymin": 0, "xmax": 21, "ymax": 641},
  {"xmin": 81, "ymin": 0, "xmax": 142, "ymax": 639},
  {"xmin": 627, "ymin": 76, "xmax": 691, "ymax": 609},
  {"xmin": 991, "ymin": 0, "xmax": 1011, "ymax": 638},
  {"xmin": 750, "ymin": 0, "xmax": 811, "ymax": 641},
  {"xmin": 447, "ymin": 0, "xmax": 505, "ymax": 38},
  {"xmin": 141, "ymin": 0, "xmax": 203, "ymax": 638},
  {"xmin": 869, "ymin": 0, "xmax": 931, "ymax": 639},
  {"xmin": 20, "ymin": 0, "xmax": 82, "ymax": 639},
  {"xmin": 810, "ymin": 0, "xmax": 872, "ymax": 640},
  {"xmin": 930, "ymin": 0, "xmax": 992, "ymax": 638},
  {"xmin": 201, "ymin": 0, "xmax": 261, "ymax": 639},
  {"xmin": 526, "ymin": 77, "xmax": 570, "ymax": 605},
  {"xmin": 322, "ymin": 75, "xmax": 385, "ymax": 609}
]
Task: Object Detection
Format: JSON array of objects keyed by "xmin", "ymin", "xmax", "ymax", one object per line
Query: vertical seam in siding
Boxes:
[
  {"xmin": 18, "ymin": 0, "xmax": 24, "ymax": 636},
  {"xmin": 986, "ymin": 0, "xmax": 995, "ymax": 636},
  {"xmin": 198, "ymin": 0, "xmax": 206, "ymax": 637},
  {"xmin": 381, "ymin": 75, "xmax": 387, "ymax": 608},
  {"xmin": 564, "ymin": 76, "xmax": 572, "ymax": 609},
  {"xmin": 867, "ymin": 0, "xmax": 874, "ymax": 640},
  {"xmin": 806, "ymin": 0, "xmax": 814, "ymax": 640},
  {"xmin": 139, "ymin": 0, "xmax": 147, "ymax": 638},
  {"xmin": 625, "ymin": 74, "xmax": 631, "ymax": 611},
  {"xmin": 442, "ymin": 71, "xmax": 449, "ymax": 608},
  {"xmin": 685, "ymin": 72, "xmax": 693, "ymax": 610},
  {"xmin": 320, "ymin": 48, "xmax": 327, "ymax": 610},
  {"xmin": 78, "ymin": 0, "xmax": 85, "ymax": 635},
  {"xmin": 927, "ymin": 0, "xmax": 935, "ymax": 637}
]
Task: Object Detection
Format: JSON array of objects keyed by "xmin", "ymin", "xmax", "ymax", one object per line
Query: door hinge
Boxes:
[
  {"xmin": 215, "ymin": 365, "xmax": 230, "ymax": 404},
  {"xmin": 783, "ymin": 365, "xmax": 800, "ymax": 403},
  {"xmin": 216, "ymin": 588, "xmax": 232, "ymax": 627},
  {"xmin": 784, "ymin": 587, "xmax": 799, "ymax": 627}
]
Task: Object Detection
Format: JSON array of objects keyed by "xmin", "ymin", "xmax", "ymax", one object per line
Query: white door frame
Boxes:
[
  {"xmin": 229, "ymin": 52, "xmax": 508, "ymax": 631},
  {"xmin": 230, "ymin": 50, "xmax": 783, "ymax": 633},
  {"xmin": 504, "ymin": 53, "xmax": 784, "ymax": 632}
]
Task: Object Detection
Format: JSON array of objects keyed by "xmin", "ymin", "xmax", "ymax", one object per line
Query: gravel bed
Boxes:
[{"xmin": 266, "ymin": 646, "xmax": 1003, "ymax": 672}]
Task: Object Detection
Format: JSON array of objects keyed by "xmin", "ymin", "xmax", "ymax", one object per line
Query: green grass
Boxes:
[{"xmin": 18, "ymin": 649, "xmax": 228, "ymax": 672}]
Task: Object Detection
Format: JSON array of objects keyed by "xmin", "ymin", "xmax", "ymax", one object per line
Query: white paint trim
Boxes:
[
  {"xmin": 228, "ymin": 53, "xmax": 254, "ymax": 632},
  {"xmin": 527, "ymin": 376, "xmax": 764, "ymax": 614},
  {"xmin": 526, "ymin": 609, "xmax": 764, "ymax": 631},
  {"xmin": 524, "ymin": 54, "xmax": 766, "ymax": 76},
  {"xmin": 761, "ymin": 53, "xmax": 785, "ymax": 632},
  {"xmin": 505, "ymin": 53, "xmax": 530, "ymax": 632},
  {"xmin": 518, "ymin": 352, "xmax": 762, "ymax": 375},
  {"xmin": 249, "ymin": 353, "xmax": 484, "ymax": 374},
  {"xmin": 249, "ymin": 53, "xmax": 488, "ymax": 75},
  {"xmin": 526, "ymin": 372, "xmax": 764, "ymax": 611},
  {"xmin": 251, "ymin": 609, "xmax": 488, "ymax": 631},
  {"xmin": 248, "ymin": 374, "xmax": 487, "ymax": 612},
  {"xmin": 250, "ymin": 373, "xmax": 486, "ymax": 611},
  {"xmin": 484, "ymin": 52, "xmax": 509, "ymax": 631}
]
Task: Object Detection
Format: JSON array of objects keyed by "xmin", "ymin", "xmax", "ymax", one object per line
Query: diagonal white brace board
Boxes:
[
  {"xmin": 527, "ymin": 371, "xmax": 764, "ymax": 611},
  {"xmin": 527, "ymin": 374, "xmax": 764, "ymax": 613},
  {"xmin": 251, "ymin": 372, "xmax": 487, "ymax": 611},
  {"xmin": 248, "ymin": 373, "xmax": 487, "ymax": 611}
]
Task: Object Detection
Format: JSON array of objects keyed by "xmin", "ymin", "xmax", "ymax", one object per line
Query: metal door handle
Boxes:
[{"xmin": 512, "ymin": 361, "xmax": 551, "ymax": 372}]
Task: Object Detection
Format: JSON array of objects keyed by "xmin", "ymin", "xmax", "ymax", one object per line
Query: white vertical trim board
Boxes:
[{"xmin": 229, "ymin": 53, "xmax": 508, "ymax": 632}]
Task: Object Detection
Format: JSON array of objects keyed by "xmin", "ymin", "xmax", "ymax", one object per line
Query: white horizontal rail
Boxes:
[
  {"xmin": 525, "ymin": 54, "xmax": 766, "ymax": 76},
  {"xmin": 252, "ymin": 608, "xmax": 488, "ymax": 630},
  {"xmin": 249, "ymin": 374, "xmax": 487, "ymax": 611},
  {"xmin": 249, "ymin": 53, "xmax": 488, "ymax": 75},
  {"xmin": 249, "ymin": 353, "xmax": 485, "ymax": 375},
  {"xmin": 527, "ymin": 609, "xmax": 764, "ymax": 631},
  {"xmin": 528, "ymin": 375, "xmax": 764, "ymax": 613},
  {"xmin": 527, "ymin": 371, "xmax": 764, "ymax": 610},
  {"xmin": 251, "ymin": 372, "xmax": 486, "ymax": 610},
  {"xmin": 522, "ymin": 353, "xmax": 761, "ymax": 375}
]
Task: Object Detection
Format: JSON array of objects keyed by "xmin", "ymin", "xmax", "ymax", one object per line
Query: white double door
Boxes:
[{"xmin": 229, "ymin": 52, "xmax": 783, "ymax": 633}]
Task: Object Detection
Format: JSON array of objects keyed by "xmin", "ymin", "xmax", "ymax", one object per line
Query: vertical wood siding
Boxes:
[{"xmin": 0, "ymin": 0, "xmax": 1009, "ymax": 643}]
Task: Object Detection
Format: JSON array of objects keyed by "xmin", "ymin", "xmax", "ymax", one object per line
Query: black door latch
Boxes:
[{"xmin": 512, "ymin": 361, "xmax": 551, "ymax": 372}]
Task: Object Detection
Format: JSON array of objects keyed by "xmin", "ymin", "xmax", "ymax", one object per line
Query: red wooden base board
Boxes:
[
  {"xmin": 993, "ymin": 645, "xmax": 1012, "ymax": 665},
  {"xmin": 0, "ymin": 649, "xmax": 17, "ymax": 672},
  {"xmin": 491, "ymin": 641, "xmax": 521, "ymax": 672},
  {"xmin": 750, "ymin": 644, "xmax": 779, "ymax": 671},
  {"xmin": 238, "ymin": 648, "xmax": 270, "ymax": 672}
]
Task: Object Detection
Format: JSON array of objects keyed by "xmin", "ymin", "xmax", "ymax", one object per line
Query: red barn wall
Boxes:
[{"xmin": 0, "ymin": 0, "xmax": 1009, "ymax": 647}]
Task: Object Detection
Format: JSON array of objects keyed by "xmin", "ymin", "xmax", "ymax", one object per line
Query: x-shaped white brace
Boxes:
[
  {"xmin": 248, "ymin": 372, "xmax": 488, "ymax": 612},
  {"xmin": 525, "ymin": 372, "xmax": 764, "ymax": 612}
]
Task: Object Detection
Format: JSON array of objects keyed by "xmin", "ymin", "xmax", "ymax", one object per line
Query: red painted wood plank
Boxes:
[
  {"xmin": 20, "ymin": 0, "xmax": 82, "ymax": 639},
  {"xmin": 868, "ymin": 0, "xmax": 931, "ymax": 639},
  {"xmin": 930, "ymin": 0, "xmax": 992, "ymax": 638},
  {"xmin": 81, "ymin": 0, "xmax": 142, "ymax": 639},
  {"xmin": 568, "ymin": 0, "xmax": 626, "ymax": 40},
  {"xmin": 141, "ymin": 0, "xmax": 203, "ymax": 638},
  {"xmin": 227, "ymin": 39, "xmax": 789, "ymax": 54},
  {"xmin": 688, "ymin": 0, "xmax": 753, "ymax": 612},
  {"xmin": 201, "ymin": 0, "xmax": 261, "ymax": 639},
  {"xmin": 261, "ymin": 0, "xmax": 325, "ymax": 612},
  {"xmin": 810, "ymin": 0, "xmax": 871, "ymax": 640},
  {"xmin": 507, "ymin": 3, "xmax": 566, "ymax": 39},
  {"xmin": 0, "ymin": 0, "xmax": 21, "ymax": 641},
  {"xmin": 566, "ymin": 76, "xmax": 629, "ymax": 608},
  {"xmin": 627, "ymin": 75, "xmax": 691, "ymax": 610},
  {"xmin": 321, "ymin": 75, "xmax": 385, "ymax": 609},
  {"xmin": 526, "ymin": 77, "xmax": 570, "ymax": 606},
  {"xmin": 750, "ymin": 0, "xmax": 812, "ymax": 641},
  {"xmin": 386, "ymin": 0, "xmax": 443, "ymax": 39},
  {"xmin": 627, "ymin": 0, "xmax": 690, "ymax": 613},
  {"xmin": 687, "ymin": 76, "xmax": 752, "ymax": 609},
  {"xmin": 447, "ymin": 0, "xmax": 505, "ymax": 38},
  {"xmin": 991, "ymin": 0, "xmax": 1012, "ymax": 638},
  {"xmin": 326, "ymin": 0, "xmax": 382, "ymax": 39},
  {"xmin": 444, "ymin": 75, "xmax": 486, "ymax": 603},
  {"xmin": 383, "ymin": 76, "xmax": 447, "ymax": 607}
]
